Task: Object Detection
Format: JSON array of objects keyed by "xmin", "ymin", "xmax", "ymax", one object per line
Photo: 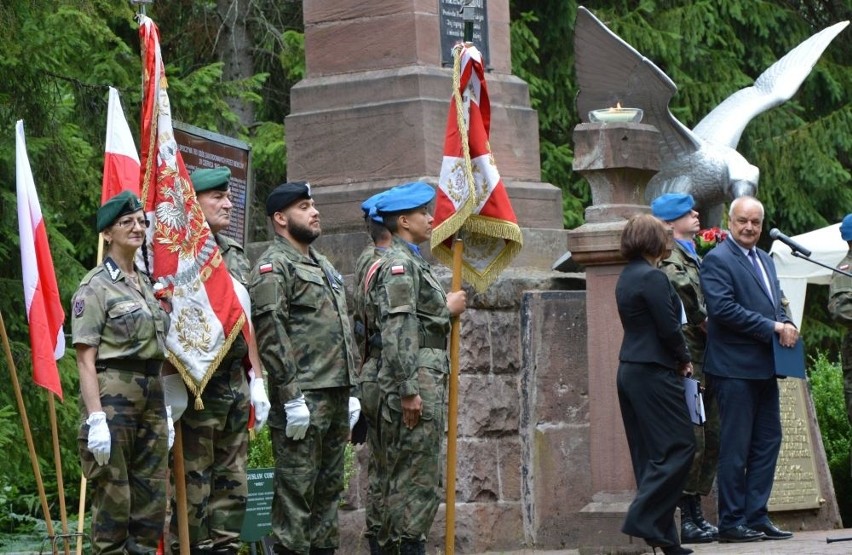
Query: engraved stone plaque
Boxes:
[
  {"xmin": 440, "ymin": 0, "xmax": 490, "ymax": 67},
  {"xmin": 768, "ymin": 379, "xmax": 823, "ymax": 511}
]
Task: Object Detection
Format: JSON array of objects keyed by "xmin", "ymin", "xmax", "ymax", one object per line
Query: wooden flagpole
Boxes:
[
  {"xmin": 173, "ymin": 426, "xmax": 191, "ymax": 551},
  {"xmin": 0, "ymin": 308, "xmax": 57, "ymax": 553},
  {"xmin": 443, "ymin": 238, "xmax": 464, "ymax": 555},
  {"xmin": 47, "ymin": 392, "xmax": 71, "ymax": 555}
]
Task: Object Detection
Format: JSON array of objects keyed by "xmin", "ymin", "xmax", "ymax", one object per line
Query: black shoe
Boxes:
[
  {"xmin": 680, "ymin": 519, "xmax": 714, "ymax": 544},
  {"xmin": 661, "ymin": 546, "xmax": 693, "ymax": 555},
  {"xmin": 750, "ymin": 521, "xmax": 793, "ymax": 540},
  {"xmin": 718, "ymin": 525, "xmax": 766, "ymax": 543},
  {"xmin": 690, "ymin": 495, "xmax": 719, "ymax": 539}
]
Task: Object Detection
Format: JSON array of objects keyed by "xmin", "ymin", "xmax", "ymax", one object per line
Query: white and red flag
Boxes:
[
  {"xmin": 431, "ymin": 44, "xmax": 522, "ymax": 292},
  {"xmin": 102, "ymin": 87, "xmax": 141, "ymax": 202},
  {"xmin": 138, "ymin": 15, "xmax": 246, "ymax": 406},
  {"xmin": 16, "ymin": 120, "xmax": 66, "ymax": 400}
]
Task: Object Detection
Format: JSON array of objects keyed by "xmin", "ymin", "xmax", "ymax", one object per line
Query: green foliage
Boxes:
[{"xmin": 247, "ymin": 427, "xmax": 274, "ymax": 469}]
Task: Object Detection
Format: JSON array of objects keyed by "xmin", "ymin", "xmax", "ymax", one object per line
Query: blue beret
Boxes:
[
  {"xmin": 191, "ymin": 167, "xmax": 231, "ymax": 193},
  {"xmin": 651, "ymin": 193, "xmax": 695, "ymax": 221},
  {"xmin": 266, "ymin": 181, "xmax": 311, "ymax": 216},
  {"xmin": 97, "ymin": 190, "xmax": 143, "ymax": 232},
  {"xmin": 361, "ymin": 190, "xmax": 391, "ymax": 224},
  {"xmin": 374, "ymin": 181, "xmax": 435, "ymax": 216},
  {"xmin": 841, "ymin": 214, "xmax": 852, "ymax": 241}
]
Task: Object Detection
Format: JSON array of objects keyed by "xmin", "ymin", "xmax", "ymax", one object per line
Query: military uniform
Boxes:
[
  {"xmin": 369, "ymin": 236, "xmax": 451, "ymax": 552},
  {"xmin": 170, "ymin": 232, "xmax": 252, "ymax": 553},
  {"xmin": 72, "ymin": 257, "xmax": 170, "ymax": 555},
  {"xmin": 250, "ymin": 234, "xmax": 356, "ymax": 554},
  {"xmin": 828, "ymin": 249, "xmax": 852, "ymax": 425}
]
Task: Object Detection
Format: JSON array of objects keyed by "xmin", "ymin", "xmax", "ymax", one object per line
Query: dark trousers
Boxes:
[
  {"xmin": 709, "ymin": 375, "xmax": 781, "ymax": 530},
  {"xmin": 617, "ymin": 362, "xmax": 695, "ymax": 546}
]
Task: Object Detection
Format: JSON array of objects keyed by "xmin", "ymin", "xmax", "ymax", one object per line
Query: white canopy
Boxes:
[{"xmin": 769, "ymin": 223, "xmax": 848, "ymax": 327}]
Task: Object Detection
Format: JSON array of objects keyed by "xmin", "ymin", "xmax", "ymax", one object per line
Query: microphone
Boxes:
[{"xmin": 769, "ymin": 228, "xmax": 812, "ymax": 257}]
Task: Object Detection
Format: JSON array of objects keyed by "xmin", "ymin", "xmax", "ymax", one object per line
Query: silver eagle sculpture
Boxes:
[{"xmin": 574, "ymin": 6, "xmax": 848, "ymax": 227}]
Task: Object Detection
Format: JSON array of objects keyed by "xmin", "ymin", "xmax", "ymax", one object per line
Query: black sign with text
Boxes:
[{"xmin": 439, "ymin": 0, "xmax": 490, "ymax": 67}]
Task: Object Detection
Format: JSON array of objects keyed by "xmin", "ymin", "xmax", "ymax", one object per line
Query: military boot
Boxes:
[
  {"xmin": 690, "ymin": 494, "xmax": 718, "ymax": 540},
  {"xmin": 679, "ymin": 495, "xmax": 714, "ymax": 544},
  {"xmin": 399, "ymin": 540, "xmax": 423, "ymax": 555}
]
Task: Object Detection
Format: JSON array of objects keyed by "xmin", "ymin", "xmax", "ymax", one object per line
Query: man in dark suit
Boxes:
[{"xmin": 700, "ymin": 196, "xmax": 799, "ymax": 543}]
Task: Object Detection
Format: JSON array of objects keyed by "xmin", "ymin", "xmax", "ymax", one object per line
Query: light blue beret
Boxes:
[
  {"xmin": 361, "ymin": 190, "xmax": 391, "ymax": 224},
  {"xmin": 374, "ymin": 181, "xmax": 435, "ymax": 215},
  {"xmin": 651, "ymin": 193, "xmax": 695, "ymax": 222},
  {"xmin": 841, "ymin": 214, "xmax": 852, "ymax": 241}
]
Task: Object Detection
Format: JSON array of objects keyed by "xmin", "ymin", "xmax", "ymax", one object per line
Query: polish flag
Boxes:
[
  {"xmin": 102, "ymin": 87, "xmax": 140, "ymax": 202},
  {"xmin": 16, "ymin": 120, "xmax": 65, "ymax": 400}
]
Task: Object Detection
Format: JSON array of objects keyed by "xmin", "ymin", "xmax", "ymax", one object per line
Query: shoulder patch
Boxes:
[
  {"xmin": 391, "ymin": 265, "xmax": 405, "ymax": 275},
  {"xmin": 259, "ymin": 263, "xmax": 273, "ymax": 274},
  {"xmin": 73, "ymin": 298, "xmax": 85, "ymax": 317}
]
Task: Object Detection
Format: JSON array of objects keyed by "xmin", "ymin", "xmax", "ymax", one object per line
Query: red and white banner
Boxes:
[
  {"xmin": 138, "ymin": 16, "xmax": 246, "ymax": 404},
  {"xmin": 431, "ymin": 45, "xmax": 522, "ymax": 292},
  {"xmin": 16, "ymin": 120, "xmax": 65, "ymax": 400},
  {"xmin": 102, "ymin": 86, "xmax": 141, "ymax": 202}
]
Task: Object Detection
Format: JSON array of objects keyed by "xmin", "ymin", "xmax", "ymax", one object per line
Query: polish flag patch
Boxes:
[
  {"xmin": 391, "ymin": 265, "xmax": 405, "ymax": 275},
  {"xmin": 841, "ymin": 264, "xmax": 849, "ymax": 271},
  {"xmin": 259, "ymin": 263, "xmax": 273, "ymax": 274}
]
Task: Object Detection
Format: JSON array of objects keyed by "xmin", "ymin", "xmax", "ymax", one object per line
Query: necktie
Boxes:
[{"xmin": 748, "ymin": 250, "xmax": 770, "ymax": 298}]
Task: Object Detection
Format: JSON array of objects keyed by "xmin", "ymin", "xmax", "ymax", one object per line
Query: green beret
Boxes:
[
  {"xmin": 97, "ymin": 190, "xmax": 143, "ymax": 232},
  {"xmin": 266, "ymin": 182, "xmax": 311, "ymax": 215},
  {"xmin": 191, "ymin": 167, "xmax": 232, "ymax": 193}
]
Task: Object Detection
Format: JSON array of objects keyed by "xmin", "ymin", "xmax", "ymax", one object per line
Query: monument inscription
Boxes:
[{"xmin": 439, "ymin": 0, "xmax": 490, "ymax": 66}]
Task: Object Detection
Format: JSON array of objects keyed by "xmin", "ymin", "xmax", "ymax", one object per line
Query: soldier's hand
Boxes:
[
  {"xmin": 401, "ymin": 394, "xmax": 422, "ymax": 429},
  {"xmin": 348, "ymin": 397, "xmax": 362, "ymax": 430},
  {"xmin": 86, "ymin": 411, "xmax": 111, "ymax": 466},
  {"xmin": 162, "ymin": 373, "xmax": 188, "ymax": 422},
  {"xmin": 166, "ymin": 406, "xmax": 175, "ymax": 450},
  {"xmin": 284, "ymin": 395, "xmax": 311, "ymax": 440},
  {"xmin": 446, "ymin": 290, "xmax": 467, "ymax": 317},
  {"xmin": 250, "ymin": 376, "xmax": 272, "ymax": 431}
]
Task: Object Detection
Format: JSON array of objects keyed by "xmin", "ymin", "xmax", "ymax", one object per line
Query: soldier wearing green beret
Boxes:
[
  {"xmin": 167, "ymin": 167, "xmax": 271, "ymax": 553},
  {"xmin": 829, "ymin": 214, "xmax": 852, "ymax": 432},
  {"xmin": 71, "ymin": 190, "xmax": 171, "ymax": 554},
  {"xmin": 249, "ymin": 182, "xmax": 360, "ymax": 555},
  {"xmin": 363, "ymin": 182, "xmax": 467, "ymax": 555}
]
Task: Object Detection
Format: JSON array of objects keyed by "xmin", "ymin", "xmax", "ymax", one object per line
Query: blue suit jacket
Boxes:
[{"xmin": 700, "ymin": 237, "xmax": 792, "ymax": 379}]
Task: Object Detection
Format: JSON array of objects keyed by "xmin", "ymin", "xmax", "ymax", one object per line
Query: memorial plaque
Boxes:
[
  {"xmin": 768, "ymin": 379, "xmax": 823, "ymax": 511},
  {"xmin": 440, "ymin": 0, "xmax": 490, "ymax": 67},
  {"xmin": 173, "ymin": 121, "xmax": 252, "ymax": 245},
  {"xmin": 240, "ymin": 467, "xmax": 275, "ymax": 542}
]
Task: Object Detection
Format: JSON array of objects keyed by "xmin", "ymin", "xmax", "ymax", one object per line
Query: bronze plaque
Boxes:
[
  {"xmin": 768, "ymin": 379, "xmax": 823, "ymax": 511},
  {"xmin": 174, "ymin": 122, "xmax": 252, "ymax": 245},
  {"xmin": 440, "ymin": 0, "xmax": 490, "ymax": 67}
]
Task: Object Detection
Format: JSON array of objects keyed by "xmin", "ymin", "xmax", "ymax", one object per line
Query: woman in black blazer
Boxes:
[{"xmin": 615, "ymin": 214, "xmax": 696, "ymax": 555}]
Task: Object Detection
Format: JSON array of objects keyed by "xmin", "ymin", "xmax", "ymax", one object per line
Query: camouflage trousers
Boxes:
[
  {"xmin": 78, "ymin": 368, "xmax": 168, "ymax": 555},
  {"xmin": 842, "ymin": 332, "xmax": 852, "ymax": 426},
  {"xmin": 683, "ymin": 362, "xmax": 720, "ymax": 496},
  {"xmin": 379, "ymin": 367, "xmax": 447, "ymax": 548},
  {"xmin": 169, "ymin": 360, "xmax": 250, "ymax": 554},
  {"xmin": 359, "ymin": 357, "xmax": 385, "ymax": 539},
  {"xmin": 270, "ymin": 387, "xmax": 349, "ymax": 555}
]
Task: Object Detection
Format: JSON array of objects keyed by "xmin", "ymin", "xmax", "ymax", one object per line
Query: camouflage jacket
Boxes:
[
  {"xmin": 659, "ymin": 240, "xmax": 706, "ymax": 362},
  {"xmin": 370, "ymin": 236, "xmax": 450, "ymax": 398},
  {"xmin": 249, "ymin": 234, "xmax": 356, "ymax": 423},
  {"xmin": 71, "ymin": 257, "xmax": 169, "ymax": 360},
  {"xmin": 353, "ymin": 245, "xmax": 386, "ymax": 350},
  {"xmin": 829, "ymin": 249, "xmax": 852, "ymax": 328},
  {"xmin": 216, "ymin": 233, "xmax": 249, "ymax": 361}
]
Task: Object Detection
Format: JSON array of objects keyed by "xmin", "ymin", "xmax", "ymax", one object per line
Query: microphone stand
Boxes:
[{"xmin": 788, "ymin": 249, "xmax": 852, "ymax": 278}]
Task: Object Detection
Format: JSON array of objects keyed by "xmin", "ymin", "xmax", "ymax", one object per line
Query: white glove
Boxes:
[
  {"xmin": 249, "ymin": 375, "xmax": 271, "ymax": 431},
  {"xmin": 348, "ymin": 397, "xmax": 362, "ymax": 431},
  {"xmin": 283, "ymin": 395, "xmax": 311, "ymax": 440},
  {"xmin": 166, "ymin": 405, "xmax": 175, "ymax": 450},
  {"xmin": 162, "ymin": 373, "xmax": 188, "ymax": 422},
  {"xmin": 86, "ymin": 411, "xmax": 111, "ymax": 466}
]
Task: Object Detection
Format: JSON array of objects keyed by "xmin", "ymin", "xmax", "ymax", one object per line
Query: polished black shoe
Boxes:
[
  {"xmin": 750, "ymin": 521, "xmax": 794, "ymax": 540},
  {"xmin": 680, "ymin": 519, "xmax": 714, "ymax": 544},
  {"xmin": 718, "ymin": 525, "xmax": 766, "ymax": 543},
  {"xmin": 690, "ymin": 494, "xmax": 719, "ymax": 540}
]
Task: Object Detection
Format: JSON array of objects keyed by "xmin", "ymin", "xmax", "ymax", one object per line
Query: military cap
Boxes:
[
  {"xmin": 266, "ymin": 181, "xmax": 311, "ymax": 216},
  {"xmin": 841, "ymin": 214, "xmax": 852, "ymax": 241},
  {"xmin": 191, "ymin": 167, "xmax": 231, "ymax": 193},
  {"xmin": 97, "ymin": 190, "xmax": 143, "ymax": 232},
  {"xmin": 361, "ymin": 190, "xmax": 391, "ymax": 224},
  {"xmin": 374, "ymin": 181, "xmax": 435, "ymax": 215},
  {"xmin": 651, "ymin": 193, "xmax": 695, "ymax": 222}
]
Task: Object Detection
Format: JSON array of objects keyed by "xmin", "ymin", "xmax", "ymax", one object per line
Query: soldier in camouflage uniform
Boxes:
[
  {"xmin": 72, "ymin": 191, "xmax": 170, "ymax": 554},
  {"xmin": 353, "ymin": 191, "xmax": 392, "ymax": 555},
  {"xmin": 168, "ymin": 167, "xmax": 271, "ymax": 554},
  {"xmin": 828, "ymin": 214, "xmax": 852, "ymax": 431},
  {"xmin": 366, "ymin": 182, "xmax": 467, "ymax": 555},
  {"xmin": 249, "ymin": 182, "xmax": 360, "ymax": 555},
  {"xmin": 652, "ymin": 193, "xmax": 719, "ymax": 544}
]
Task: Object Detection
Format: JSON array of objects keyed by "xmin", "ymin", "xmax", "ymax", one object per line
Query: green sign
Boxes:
[{"xmin": 240, "ymin": 467, "xmax": 275, "ymax": 542}]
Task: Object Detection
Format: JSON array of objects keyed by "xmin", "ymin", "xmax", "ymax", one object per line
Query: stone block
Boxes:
[
  {"xmin": 458, "ymin": 309, "xmax": 492, "ymax": 374},
  {"xmin": 489, "ymin": 310, "xmax": 520, "ymax": 374},
  {"xmin": 430, "ymin": 501, "xmax": 525, "ymax": 553},
  {"xmin": 457, "ymin": 374, "xmax": 519, "ymax": 436}
]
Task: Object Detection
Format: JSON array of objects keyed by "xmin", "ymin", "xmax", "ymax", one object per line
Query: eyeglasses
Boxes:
[{"xmin": 115, "ymin": 217, "xmax": 150, "ymax": 229}]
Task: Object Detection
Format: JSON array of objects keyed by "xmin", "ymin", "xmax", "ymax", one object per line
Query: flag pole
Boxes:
[
  {"xmin": 47, "ymin": 392, "xmax": 71, "ymax": 555},
  {"xmin": 443, "ymin": 238, "xmax": 464, "ymax": 555},
  {"xmin": 173, "ymin": 426, "xmax": 191, "ymax": 551},
  {"xmin": 0, "ymin": 308, "xmax": 57, "ymax": 551}
]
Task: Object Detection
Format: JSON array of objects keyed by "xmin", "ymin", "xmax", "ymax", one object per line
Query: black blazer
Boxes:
[{"xmin": 616, "ymin": 258, "xmax": 690, "ymax": 370}]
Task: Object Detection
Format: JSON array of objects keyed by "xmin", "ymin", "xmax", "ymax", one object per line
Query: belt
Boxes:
[
  {"xmin": 96, "ymin": 359, "xmax": 162, "ymax": 376},
  {"xmin": 419, "ymin": 333, "xmax": 447, "ymax": 350}
]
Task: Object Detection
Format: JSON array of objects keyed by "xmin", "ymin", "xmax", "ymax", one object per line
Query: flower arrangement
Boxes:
[{"xmin": 695, "ymin": 227, "xmax": 728, "ymax": 256}]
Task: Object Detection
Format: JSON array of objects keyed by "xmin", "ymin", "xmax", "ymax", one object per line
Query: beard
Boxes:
[{"xmin": 289, "ymin": 220, "xmax": 321, "ymax": 244}]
